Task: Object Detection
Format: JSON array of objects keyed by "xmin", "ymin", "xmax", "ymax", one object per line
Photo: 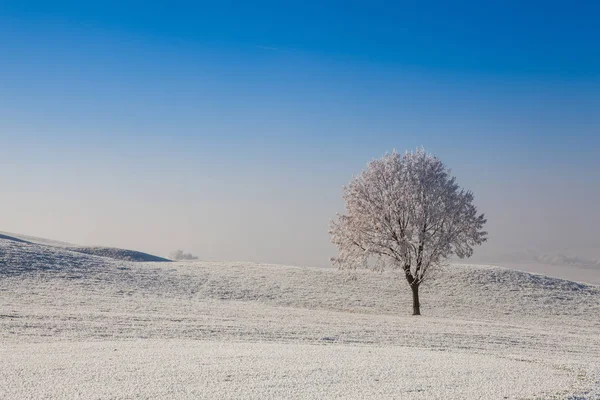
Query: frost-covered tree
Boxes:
[{"xmin": 329, "ymin": 148, "xmax": 487, "ymax": 315}]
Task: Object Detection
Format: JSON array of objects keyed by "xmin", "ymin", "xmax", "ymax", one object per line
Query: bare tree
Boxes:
[{"xmin": 330, "ymin": 148, "xmax": 487, "ymax": 315}]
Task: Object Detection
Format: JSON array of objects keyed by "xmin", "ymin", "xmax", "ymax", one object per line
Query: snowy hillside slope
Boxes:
[
  {"xmin": 0, "ymin": 235, "xmax": 112, "ymax": 276},
  {"xmin": 0, "ymin": 230, "xmax": 76, "ymax": 247},
  {"xmin": 0, "ymin": 231, "xmax": 169, "ymax": 262},
  {"xmin": 1, "ymin": 237, "xmax": 599, "ymax": 399},
  {"xmin": 0, "ymin": 233, "xmax": 30, "ymax": 244},
  {"xmin": 66, "ymin": 246, "xmax": 171, "ymax": 262}
]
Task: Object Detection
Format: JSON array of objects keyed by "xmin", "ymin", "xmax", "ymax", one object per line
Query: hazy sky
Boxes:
[{"xmin": 1, "ymin": 1, "xmax": 599, "ymax": 267}]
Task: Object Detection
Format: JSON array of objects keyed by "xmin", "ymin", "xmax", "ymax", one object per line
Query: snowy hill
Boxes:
[
  {"xmin": 1, "ymin": 236, "xmax": 599, "ymax": 399},
  {"xmin": 0, "ymin": 230, "xmax": 78, "ymax": 247},
  {"xmin": 0, "ymin": 231, "xmax": 169, "ymax": 262},
  {"xmin": 66, "ymin": 246, "xmax": 171, "ymax": 262}
]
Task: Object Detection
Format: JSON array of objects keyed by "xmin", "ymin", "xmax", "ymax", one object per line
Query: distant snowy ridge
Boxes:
[
  {"xmin": 0, "ymin": 231, "xmax": 75, "ymax": 247},
  {"xmin": 0, "ymin": 233, "xmax": 31, "ymax": 244},
  {"xmin": 0, "ymin": 231, "xmax": 169, "ymax": 263},
  {"xmin": 535, "ymin": 253, "xmax": 600, "ymax": 269},
  {"xmin": 485, "ymin": 249, "xmax": 600, "ymax": 271},
  {"xmin": 66, "ymin": 247, "xmax": 170, "ymax": 262}
]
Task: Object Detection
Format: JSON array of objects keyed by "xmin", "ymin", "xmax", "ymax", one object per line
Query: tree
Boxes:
[
  {"xmin": 170, "ymin": 249, "xmax": 199, "ymax": 261},
  {"xmin": 329, "ymin": 148, "xmax": 487, "ymax": 315}
]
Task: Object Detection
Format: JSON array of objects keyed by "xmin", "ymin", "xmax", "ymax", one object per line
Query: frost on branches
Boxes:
[{"xmin": 330, "ymin": 148, "xmax": 487, "ymax": 315}]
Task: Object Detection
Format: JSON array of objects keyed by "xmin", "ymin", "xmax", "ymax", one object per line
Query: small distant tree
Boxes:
[
  {"xmin": 329, "ymin": 148, "xmax": 487, "ymax": 315},
  {"xmin": 170, "ymin": 249, "xmax": 199, "ymax": 261}
]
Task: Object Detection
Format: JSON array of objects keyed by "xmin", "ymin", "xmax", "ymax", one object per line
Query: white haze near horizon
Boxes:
[{"xmin": 1, "ymin": 139, "xmax": 599, "ymax": 286}]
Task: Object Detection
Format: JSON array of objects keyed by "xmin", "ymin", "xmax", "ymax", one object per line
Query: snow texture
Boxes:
[{"xmin": 1, "ymin": 237, "xmax": 599, "ymax": 399}]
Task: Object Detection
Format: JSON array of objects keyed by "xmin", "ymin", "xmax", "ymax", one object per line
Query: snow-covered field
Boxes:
[{"xmin": 1, "ymin": 236, "xmax": 599, "ymax": 399}]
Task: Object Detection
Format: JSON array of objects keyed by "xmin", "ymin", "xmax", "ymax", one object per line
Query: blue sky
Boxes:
[{"xmin": 1, "ymin": 1, "xmax": 599, "ymax": 266}]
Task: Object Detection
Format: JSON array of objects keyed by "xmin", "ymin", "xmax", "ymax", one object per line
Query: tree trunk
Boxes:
[{"xmin": 411, "ymin": 284, "xmax": 420, "ymax": 315}]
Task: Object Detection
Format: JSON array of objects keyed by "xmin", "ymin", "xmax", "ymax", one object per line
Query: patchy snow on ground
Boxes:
[{"xmin": 1, "ymin": 237, "xmax": 599, "ymax": 399}]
